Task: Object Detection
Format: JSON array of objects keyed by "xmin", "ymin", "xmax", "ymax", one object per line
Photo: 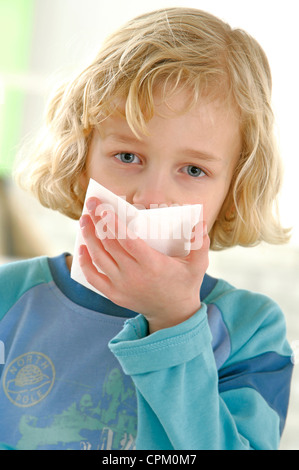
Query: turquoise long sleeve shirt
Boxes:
[{"xmin": 0, "ymin": 253, "xmax": 293, "ymax": 450}]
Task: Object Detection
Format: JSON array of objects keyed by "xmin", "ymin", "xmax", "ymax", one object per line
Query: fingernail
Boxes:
[{"xmin": 86, "ymin": 199, "xmax": 97, "ymax": 212}]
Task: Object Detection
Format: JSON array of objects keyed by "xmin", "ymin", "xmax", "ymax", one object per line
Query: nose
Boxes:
[{"xmin": 132, "ymin": 173, "xmax": 175, "ymax": 209}]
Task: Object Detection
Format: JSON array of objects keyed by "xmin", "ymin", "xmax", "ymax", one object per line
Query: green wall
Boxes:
[{"xmin": 0, "ymin": 0, "xmax": 35, "ymax": 176}]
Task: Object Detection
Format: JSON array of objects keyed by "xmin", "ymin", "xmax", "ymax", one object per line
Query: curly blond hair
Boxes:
[{"xmin": 15, "ymin": 7, "xmax": 290, "ymax": 250}]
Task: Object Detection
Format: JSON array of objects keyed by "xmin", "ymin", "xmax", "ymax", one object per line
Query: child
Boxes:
[{"xmin": 0, "ymin": 7, "xmax": 293, "ymax": 450}]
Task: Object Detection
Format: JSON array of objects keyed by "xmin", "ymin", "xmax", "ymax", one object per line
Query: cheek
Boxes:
[
  {"xmin": 202, "ymin": 191, "xmax": 229, "ymax": 230},
  {"xmin": 83, "ymin": 158, "xmax": 110, "ymax": 187},
  {"xmin": 83, "ymin": 165, "xmax": 131, "ymax": 200},
  {"xmin": 205, "ymin": 209, "xmax": 220, "ymax": 232}
]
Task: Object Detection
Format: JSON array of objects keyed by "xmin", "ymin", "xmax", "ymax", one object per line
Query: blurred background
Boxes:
[{"xmin": 0, "ymin": 0, "xmax": 298, "ymax": 449}]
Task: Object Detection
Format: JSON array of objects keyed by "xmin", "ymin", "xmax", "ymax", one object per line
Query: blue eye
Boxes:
[
  {"xmin": 183, "ymin": 165, "xmax": 206, "ymax": 178},
  {"xmin": 115, "ymin": 153, "xmax": 140, "ymax": 164}
]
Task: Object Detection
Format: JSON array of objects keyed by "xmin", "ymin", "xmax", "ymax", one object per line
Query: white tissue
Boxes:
[{"xmin": 70, "ymin": 178, "xmax": 202, "ymax": 297}]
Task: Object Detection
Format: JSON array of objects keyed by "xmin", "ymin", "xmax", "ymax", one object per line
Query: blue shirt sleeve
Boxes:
[{"xmin": 109, "ymin": 296, "xmax": 293, "ymax": 450}]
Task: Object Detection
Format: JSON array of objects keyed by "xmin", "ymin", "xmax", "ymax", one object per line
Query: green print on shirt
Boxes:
[{"xmin": 15, "ymin": 368, "xmax": 137, "ymax": 450}]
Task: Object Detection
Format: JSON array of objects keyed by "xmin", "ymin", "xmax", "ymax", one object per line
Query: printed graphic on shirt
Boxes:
[
  {"xmin": 3, "ymin": 352, "xmax": 55, "ymax": 408},
  {"xmin": 6, "ymin": 362, "xmax": 137, "ymax": 450}
]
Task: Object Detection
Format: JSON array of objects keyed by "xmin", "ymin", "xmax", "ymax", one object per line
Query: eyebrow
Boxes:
[
  {"xmin": 180, "ymin": 148, "xmax": 223, "ymax": 163},
  {"xmin": 104, "ymin": 133, "xmax": 223, "ymax": 162}
]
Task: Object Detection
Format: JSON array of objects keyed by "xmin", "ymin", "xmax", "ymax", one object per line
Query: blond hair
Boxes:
[{"xmin": 15, "ymin": 7, "xmax": 290, "ymax": 250}]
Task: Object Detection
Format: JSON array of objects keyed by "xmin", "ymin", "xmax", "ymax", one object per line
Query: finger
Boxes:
[
  {"xmin": 86, "ymin": 197, "xmax": 122, "ymax": 229},
  {"xmin": 79, "ymin": 213, "xmax": 119, "ymax": 276},
  {"xmin": 85, "ymin": 198, "xmax": 108, "ymax": 236},
  {"xmin": 95, "ymin": 210, "xmax": 140, "ymax": 269},
  {"xmin": 78, "ymin": 244, "xmax": 112, "ymax": 295},
  {"xmin": 86, "ymin": 197, "xmax": 103, "ymax": 215},
  {"xmin": 87, "ymin": 198, "xmax": 168, "ymax": 269},
  {"xmin": 189, "ymin": 220, "xmax": 206, "ymax": 250},
  {"xmin": 187, "ymin": 222, "xmax": 210, "ymax": 271},
  {"xmin": 105, "ymin": 210, "xmax": 166, "ymax": 267},
  {"xmin": 85, "ymin": 199, "xmax": 132, "ymax": 263}
]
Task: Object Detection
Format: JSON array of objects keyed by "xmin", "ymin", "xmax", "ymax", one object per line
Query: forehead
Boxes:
[{"xmin": 98, "ymin": 88, "xmax": 241, "ymax": 157}]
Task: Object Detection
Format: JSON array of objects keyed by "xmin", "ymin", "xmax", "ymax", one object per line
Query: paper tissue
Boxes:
[{"xmin": 71, "ymin": 179, "xmax": 203, "ymax": 297}]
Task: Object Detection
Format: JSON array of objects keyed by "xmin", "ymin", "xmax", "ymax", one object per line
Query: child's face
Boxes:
[{"xmin": 82, "ymin": 89, "xmax": 241, "ymax": 232}]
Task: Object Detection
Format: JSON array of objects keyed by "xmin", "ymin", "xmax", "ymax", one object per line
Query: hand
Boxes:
[{"xmin": 78, "ymin": 198, "xmax": 210, "ymax": 333}]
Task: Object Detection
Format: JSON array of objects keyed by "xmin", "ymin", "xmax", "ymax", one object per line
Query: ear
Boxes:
[
  {"xmin": 219, "ymin": 192, "xmax": 236, "ymax": 222},
  {"xmin": 225, "ymin": 203, "xmax": 237, "ymax": 221}
]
